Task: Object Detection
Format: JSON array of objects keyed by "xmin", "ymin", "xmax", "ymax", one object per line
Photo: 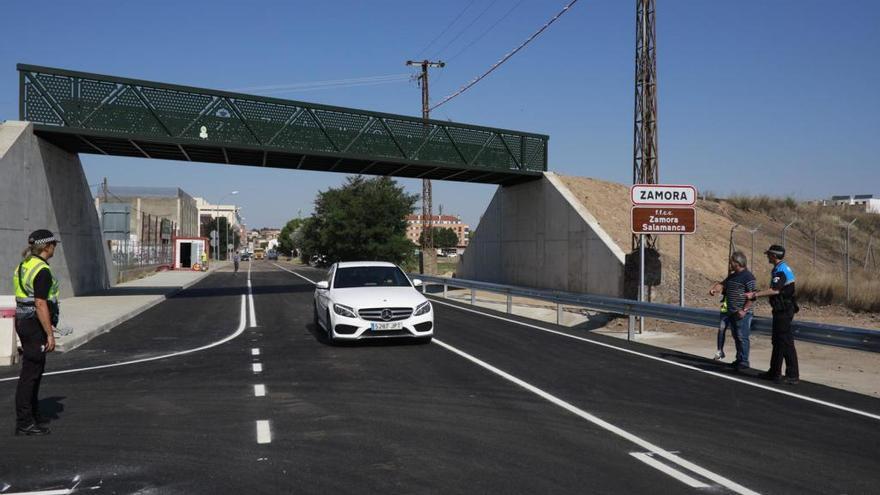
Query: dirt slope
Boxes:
[{"xmin": 556, "ymin": 174, "xmax": 879, "ymax": 330}]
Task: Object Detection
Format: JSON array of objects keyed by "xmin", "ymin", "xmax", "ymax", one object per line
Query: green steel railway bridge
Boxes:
[{"xmin": 18, "ymin": 64, "xmax": 548, "ymax": 185}]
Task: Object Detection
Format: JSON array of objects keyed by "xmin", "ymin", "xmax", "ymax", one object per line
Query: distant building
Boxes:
[
  {"xmin": 824, "ymin": 194, "xmax": 880, "ymax": 214},
  {"xmin": 405, "ymin": 214, "xmax": 470, "ymax": 248},
  {"xmin": 95, "ymin": 186, "xmax": 199, "ymax": 239},
  {"xmin": 194, "ymin": 197, "xmax": 243, "ymax": 231}
]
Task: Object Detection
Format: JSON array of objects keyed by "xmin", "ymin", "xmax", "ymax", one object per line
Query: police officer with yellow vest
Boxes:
[{"xmin": 12, "ymin": 229, "xmax": 60, "ymax": 436}]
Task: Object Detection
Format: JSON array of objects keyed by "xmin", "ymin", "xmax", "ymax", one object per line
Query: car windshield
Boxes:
[{"xmin": 333, "ymin": 266, "xmax": 411, "ymax": 289}]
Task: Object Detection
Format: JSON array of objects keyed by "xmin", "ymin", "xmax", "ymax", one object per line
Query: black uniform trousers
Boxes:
[
  {"xmin": 768, "ymin": 309, "xmax": 799, "ymax": 379},
  {"xmin": 14, "ymin": 318, "xmax": 47, "ymax": 428}
]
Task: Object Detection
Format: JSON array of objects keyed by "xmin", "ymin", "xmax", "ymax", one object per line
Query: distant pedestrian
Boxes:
[
  {"xmin": 233, "ymin": 252, "xmax": 240, "ymax": 273},
  {"xmin": 746, "ymin": 245, "xmax": 800, "ymax": 384},
  {"xmin": 12, "ymin": 230, "xmax": 61, "ymax": 436},
  {"xmin": 710, "ymin": 252, "xmax": 756, "ymax": 369}
]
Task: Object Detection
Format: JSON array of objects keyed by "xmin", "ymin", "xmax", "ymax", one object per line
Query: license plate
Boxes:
[{"xmin": 371, "ymin": 322, "xmax": 403, "ymax": 331}]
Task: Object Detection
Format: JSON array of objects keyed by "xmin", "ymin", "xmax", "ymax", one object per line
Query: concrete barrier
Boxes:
[{"xmin": 0, "ymin": 295, "xmax": 18, "ymax": 366}]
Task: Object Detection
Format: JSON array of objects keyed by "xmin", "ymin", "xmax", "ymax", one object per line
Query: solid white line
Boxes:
[
  {"xmin": 630, "ymin": 452, "xmax": 710, "ymax": 489},
  {"xmin": 252, "ymin": 363, "xmax": 262, "ymax": 373},
  {"xmin": 2, "ymin": 490, "xmax": 71, "ymax": 495},
  {"xmin": 254, "ymin": 384, "xmax": 266, "ymax": 397},
  {"xmin": 433, "ymin": 338, "xmax": 758, "ymax": 495},
  {"xmin": 251, "ymin": 348, "xmax": 260, "ymax": 356},
  {"xmin": 429, "ymin": 298, "xmax": 880, "ymax": 423},
  {"xmin": 272, "ymin": 262, "xmax": 317, "ymax": 285},
  {"xmin": 0, "ymin": 296, "xmax": 248, "ymax": 382},
  {"xmin": 256, "ymin": 420, "xmax": 271, "ymax": 444}
]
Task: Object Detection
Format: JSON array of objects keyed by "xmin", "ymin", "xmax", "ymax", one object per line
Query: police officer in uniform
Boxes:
[
  {"xmin": 746, "ymin": 244, "xmax": 800, "ymax": 385},
  {"xmin": 12, "ymin": 229, "xmax": 61, "ymax": 435}
]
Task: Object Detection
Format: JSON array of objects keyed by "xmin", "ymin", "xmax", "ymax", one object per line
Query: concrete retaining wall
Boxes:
[
  {"xmin": 0, "ymin": 121, "xmax": 111, "ymax": 297},
  {"xmin": 458, "ymin": 172, "xmax": 626, "ymax": 297}
]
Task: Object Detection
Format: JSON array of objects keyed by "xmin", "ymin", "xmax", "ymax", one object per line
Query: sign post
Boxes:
[{"xmin": 630, "ymin": 184, "xmax": 697, "ymax": 339}]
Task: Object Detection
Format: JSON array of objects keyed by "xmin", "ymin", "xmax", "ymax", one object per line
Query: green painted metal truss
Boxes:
[{"xmin": 18, "ymin": 64, "xmax": 548, "ymax": 185}]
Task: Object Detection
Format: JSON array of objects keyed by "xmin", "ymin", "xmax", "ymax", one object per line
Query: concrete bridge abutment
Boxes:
[
  {"xmin": 458, "ymin": 172, "xmax": 626, "ymax": 297},
  {"xmin": 1, "ymin": 121, "xmax": 110, "ymax": 297}
]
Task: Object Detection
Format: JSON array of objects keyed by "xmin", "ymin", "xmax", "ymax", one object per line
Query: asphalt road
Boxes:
[{"xmin": 1, "ymin": 261, "xmax": 878, "ymax": 494}]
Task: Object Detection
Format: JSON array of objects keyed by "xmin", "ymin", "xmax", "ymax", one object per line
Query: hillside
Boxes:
[{"xmin": 556, "ymin": 174, "xmax": 880, "ymax": 330}]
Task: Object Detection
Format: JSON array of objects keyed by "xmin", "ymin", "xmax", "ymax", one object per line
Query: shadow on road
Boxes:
[{"xmin": 38, "ymin": 395, "xmax": 66, "ymax": 422}]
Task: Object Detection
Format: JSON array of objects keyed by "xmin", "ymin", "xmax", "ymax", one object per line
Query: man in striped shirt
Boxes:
[{"xmin": 710, "ymin": 251, "xmax": 756, "ymax": 370}]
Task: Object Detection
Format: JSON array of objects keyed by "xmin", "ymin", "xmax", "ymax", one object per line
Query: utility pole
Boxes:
[
  {"xmin": 633, "ymin": 0, "xmax": 659, "ymax": 251},
  {"xmin": 406, "ymin": 59, "xmax": 445, "ymax": 274}
]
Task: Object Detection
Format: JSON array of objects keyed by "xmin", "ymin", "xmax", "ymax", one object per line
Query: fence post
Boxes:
[
  {"xmin": 443, "ymin": 284, "xmax": 448, "ymax": 299},
  {"xmin": 470, "ymin": 289, "xmax": 476, "ymax": 305},
  {"xmin": 845, "ymin": 219, "xmax": 857, "ymax": 302},
  {"xmin": 557, "ymin": 303, "xmax": 563, "ymax": 325},
  {"xmin": 782, "ymin": 219, "xmax": 797, "ymax": 250},
  {"xmin": 506, "ymin": 294, "xmax": 512, "ymax": 314}
]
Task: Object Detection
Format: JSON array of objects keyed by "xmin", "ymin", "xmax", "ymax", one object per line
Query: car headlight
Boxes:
[
  {"xmin": 414, "ymin": 301, "xmax": 432, "ymax": 316},
  {"xmin": 333, "ymin": 303, "xmax": 357, "ymax": 318}
]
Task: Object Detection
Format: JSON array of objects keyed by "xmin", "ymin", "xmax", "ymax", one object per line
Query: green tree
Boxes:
[
  {"xmin": 278, "ymin": 217, "xmax": 306, "ymax": 255},
  {"xmin": 199, "ymin": 216, "xmax": 240, "ymax": 260},
  {"xmin": 418, "ymin": 227, "xmax": 459, "ymax": 249},
  {"xmin": 299, "ymin": 176, "xmax": 417, "ymax": 265}
]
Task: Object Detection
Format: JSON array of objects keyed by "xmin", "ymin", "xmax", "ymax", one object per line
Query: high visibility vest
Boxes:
[{"xmin": 13, "ymin": 256, "xmax": 59, "ymax": 307}]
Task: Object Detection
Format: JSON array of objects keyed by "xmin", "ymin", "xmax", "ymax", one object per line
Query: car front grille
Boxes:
[{"xmin": 358, "ymin": 307, "xmax": 413, "ymax": 322}]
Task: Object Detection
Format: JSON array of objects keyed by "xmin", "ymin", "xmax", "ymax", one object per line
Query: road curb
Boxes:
[{"xmin": 56, "ymin": 269, "xmax": 215, "ymax": 353}]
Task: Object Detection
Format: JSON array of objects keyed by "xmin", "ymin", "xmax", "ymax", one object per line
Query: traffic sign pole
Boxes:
[{"xmin": 680, "ymin": 234, "xmax": 685, "ymax": 307}]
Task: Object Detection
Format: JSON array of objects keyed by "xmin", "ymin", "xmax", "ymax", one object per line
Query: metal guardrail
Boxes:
[{"xmin": 411, "ymin": 274, "xmax": 880, "ymax": 353}]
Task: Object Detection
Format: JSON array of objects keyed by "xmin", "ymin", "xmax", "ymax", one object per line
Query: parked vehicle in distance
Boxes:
[
  {"xmin": 240, "ymin": 252, "xmax": 251, "ymax": 261},
  {"xmin": 267, "ymin": 250, "xmax": 279, "ymax": 261},
  {"xmin": 254, "ymin": 248, "xmax": 265, "ymax": 260},
  {"xmin": 309, "ymin": 254, "xmax": 328, "ymax": 267},
  {"xmin": 314, "ymin": 261, "xmax": 433, "ymax": 343}
]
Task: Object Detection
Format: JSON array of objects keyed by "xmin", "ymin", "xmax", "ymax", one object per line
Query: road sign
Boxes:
[
  {"xmin": 631, "ymin": 206, "xmax": 696, "ymax": 235},
  {"xmin": 631, "ymin": 184, "xmax": 696, "ymax": 206},
  {"xmin": 210, "ymin": 230, "xmax": 218, "ymax": 239}
]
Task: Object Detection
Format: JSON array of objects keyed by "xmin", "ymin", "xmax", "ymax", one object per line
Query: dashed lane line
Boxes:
[
  {"xmin": 630, "ymin": 452, "xmax": 710, "ymax": 489},
  {"xmin": 256, "ymin": 420, "xmax": 272, "ymax": 444},
  {"xmin": 254, "ymin": 384, "xmax": 266, "ymax": 397},
  {"xmin": 251, "ymin": 348, "xmax": 260, "ymax": 356},
  {"xmin": 252, "ymin": 363, "xmax": 263, "ymax": 374}
]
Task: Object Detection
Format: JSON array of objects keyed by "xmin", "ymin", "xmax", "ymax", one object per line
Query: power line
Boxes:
[
  {"xmin": 446, "ymin": 0, "xmax": 527, "ymax": 62},
  {"xmin": 230, "ymin": 74, "xmax": 410, "ymax": 94},
  {"xmin": 433, "ymin": 0, "xmax": 502, "ymax": 59},
  {"xmin": 431, "ymin": 0, "xmax": 579, "ymax": 111},
  {"xmin": 417, "ymin": 0, "xmax": 479, "ymax": 57}
]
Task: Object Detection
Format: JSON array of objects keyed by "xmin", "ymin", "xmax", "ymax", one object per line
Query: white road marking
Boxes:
[
  {"xmin": 252, "ymin": 363, "xmax": 262, "ymax": 373},
  {"xmin": 433, "ymin": 338, "xmax": 758, "ymax": 495},
  {"xmin": 0, "ymin": 295, "xmax": 248, "ymax": 382},
  {"xmin": 630, "ymin": 452, "xmax": 711, "ymax": 489},
  {"xmin": 254, "ymin": 384, "xmax": 266, "ymax": 397},
  {"xmin": 428, "ymin": 298, "xmax": 880, "ymax": 423},
  {"xmin": 251, "ymin": 348, "xmax": 260, "ymax": 356},
  {"xmin": 247, "ymin": 279, "xmax": 257, "ymax": 328},
  {"xmin": 256, "ymin": 420, "xmax": 272, "ymax": 444},
  {"xmin": 2, "ymin": 490, "xmax": 71, "ymax": 495}
]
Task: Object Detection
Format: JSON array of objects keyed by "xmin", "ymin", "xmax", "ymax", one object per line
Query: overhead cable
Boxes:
[
  {"xmin": 417, "ymin": 0, "xmax": 479, "ymax": 58},
  {"xmin": 433, "ymin": 0, "xmax": 502, "ymax": 58},
  {"xmin": 230, "ymin": 74, "xmax": 410, "ymax": 94},
  {"xmin": 431, "ymin": 0, "xmax": 579, "ymax": 111},
  {"xmin": 447, "ymin": 0, "xmax": 527, "ymax": 62}
]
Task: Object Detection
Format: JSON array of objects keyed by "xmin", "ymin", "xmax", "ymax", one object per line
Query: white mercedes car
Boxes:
[{"xmin": 313, "ymin": 261, "xmax": 434, "ymax": 343}]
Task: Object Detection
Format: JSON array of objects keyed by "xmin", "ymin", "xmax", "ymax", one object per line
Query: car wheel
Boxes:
[
  {"xmin": 313, "ymin": 302, "xmax": 320, "ymax": 329},
  {"xmin": 325, "ymin": 310, "xmax": 335, "ymax": 344}
]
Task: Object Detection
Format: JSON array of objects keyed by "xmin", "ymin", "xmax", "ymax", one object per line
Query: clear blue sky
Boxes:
[{"xmin": 1, "ymin": 0, "xmax": 877, "ymax": 229}]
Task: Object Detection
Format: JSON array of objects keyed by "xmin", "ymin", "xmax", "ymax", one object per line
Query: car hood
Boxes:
[{"xmin": 331, "ymin": 287, "xmax": 427, "ymax": 309}]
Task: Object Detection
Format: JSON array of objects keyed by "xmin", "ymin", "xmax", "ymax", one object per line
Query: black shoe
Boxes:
[
  {"xmin": 735, "ymin": 363, "xmax": 750, "ymax": 371},
  {"xmin": 15, "ymin": 423, "xmax": 50, "ymax": 436},
  {"xmin": 759, "ymin": 372, "xmax": 783, "ymax": 383},
  {"xmin": 786, "ymin": 377, "xmax": 800, "ymax": 385},
  {"xmin": 34, "ymin": 415, "xmax": 50, "ymax": 427}
]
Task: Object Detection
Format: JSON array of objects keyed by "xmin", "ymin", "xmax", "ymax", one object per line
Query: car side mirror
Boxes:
[
  {"xmin": 412, "ymin": 279, "xmax": 423, "ymax": 287},
  {"xmin": 316, "ymin": 280, "xmax": 329, "ymax": 290}
]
